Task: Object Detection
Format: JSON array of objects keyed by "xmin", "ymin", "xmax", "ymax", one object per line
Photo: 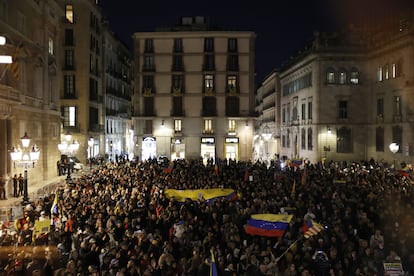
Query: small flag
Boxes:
[
  {"xmin": 210, "ymin": 249, "xmax": 218, "ymax": 276},
  {"xmin": 301, "ymin": 220, "xmax": 323, "ymax": 239},
  {"xmin": 290, "ymin": 158, "xmax": 303, "ymax": 167},
  {"xmin": 50, "ymin": 192, "xmax": 58, "ymax": 215},
  {"xmin": 8, "ymin": 45, "xmax": 21, "ymax": 80},
  {"xmin": 246, "ymin": 214, "xmax": 293, "ymax": 237},
  {"xmin": 163, "ymin": 162, "xmax": 174, "ymax": 173}
]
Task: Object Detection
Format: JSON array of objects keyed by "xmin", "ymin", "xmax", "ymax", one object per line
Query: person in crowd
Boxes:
[{"xmin": 1, "ymin": 157, "xmax": 414, "ymax": 275}]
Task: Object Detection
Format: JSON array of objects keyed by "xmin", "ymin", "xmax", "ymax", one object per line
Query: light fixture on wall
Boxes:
[
  {"xmin": 327, "ymin": 126, "xmax": 332, "ymax": 134},
  {"xmin": 161, "ymin": 120, "xmax": 165, "ymax": 128}
]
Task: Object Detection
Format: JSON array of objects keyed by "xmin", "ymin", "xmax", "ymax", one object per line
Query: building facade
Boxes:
[
  {"xmin": 60, "ymin": 0, "xmax": 104, "ymax": 164},
  {"xmin": 102, "ymin": 28, "xmax": 133, "ymax": 162},
  {"xmin": 0, "ymin": 0, "xmax": 62, "ymax": 185},
  {"xmin": 254, "ymin": 70, "xmax": 280, "ymax": 164},
  {"xmin": 270, "ymin": 15, "xmax": 414, "ymax": 166},
  {"xmin": 132, "ymin": 16, "xmax": 256, "ymax": 163}
]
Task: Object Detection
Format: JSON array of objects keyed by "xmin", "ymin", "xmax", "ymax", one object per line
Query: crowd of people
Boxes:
[{"xmin": 0, "ymin": 157, "xmax": 413, "ymax": 275}]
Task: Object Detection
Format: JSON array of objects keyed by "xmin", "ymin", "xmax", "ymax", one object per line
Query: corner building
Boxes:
[{"xmin": 132, "ymin": 16, "xmax": 256, "ymax": 163}]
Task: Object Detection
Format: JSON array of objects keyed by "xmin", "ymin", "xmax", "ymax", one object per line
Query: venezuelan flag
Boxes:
[
  {"xmin": 245, "ymin": 214, "xmax": 293, "ymax": 237},
  {"xmin": 164, "ymin": 188, "xmax": 235, "ymax": 203}
]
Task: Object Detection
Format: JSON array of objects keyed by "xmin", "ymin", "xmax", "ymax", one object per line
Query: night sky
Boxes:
[{"xmin": 98, "ymin": 0, "xmax": 414, "ymax": 84}]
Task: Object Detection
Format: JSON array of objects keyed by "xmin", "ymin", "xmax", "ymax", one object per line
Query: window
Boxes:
[
  {"xmin": 225, "ymin": 97, "xmax": 239, "ymax": 117},
  {"xmin": 394, "ymin": 96, "xmax": 401, "ymax": 116},
  {"xmin": 143, "ymin": 75, "xmax": 154, "ymax": 90},
  {"xmin": 339, "ymin": 69, "xmax": 347, "ymax": 84},
  {"xmin": 204, "ymin": 74, "xmax": 214, "ymax": 90},
  {"xmin": 385, "ymin": 64, "xmax": 389, "ymax": 79},
  {"xmin": 204, "ymin": 119, "xmax": 213, "ymax": 133},
  {"xmin": 64, "ymin": 50, "xmax": 74, "ymax": 69},
  {"xmin": 338, "ymin": 100, "xmax": 348, "ymax": 119},
  {"xmin": 227, "ymin": 75, "xmax": 237, "ymax": 92},
  {"xmin": 65, "ymin": 4, "xmax": 73, "ymax": 23},
  {"xmin": 173, "ymin": 38, "xmax": 183, "ymax": 52},
  {"xmin": 307, "ymin": 128, "xmax": 313, "ymax": 150},
  {"xmin": 144, "ymin": 55, "xmax": 154, "ymax": 71},
  {"xmin": 286, "ymin": 103, "xmax": 291, "ymax": 122},
  {"xmin": 375, "ymin": 127, "xmax": 384, "ymax": 152},
  {"xmin": 227, "ymin": 55, "xmax": 239, "ymax": 71},
  {"xmin": 204, "ymin": 54, "xmax": 215, "ymax": 71},
  {"xmin": 64, "ymin": 75, "xmax": 75, "ymax": 96},
  {"xmin": 286, "ymin": 129, "xmax": 290, "ymax": 148},
  {"xmin": 144, "ymin": 39, "xmax": 153, "ymax": 53},
  {"xmin": 308, "ymin": 100, "xmax": 313, "ymax": 120},
  {"xmin": 172, "ymin": 75, "xmax": 183, "ymax": 90},
  {"xmin": 172, "ymin": 97, "xmax": 183, "ymax": 116},
  {"xmin": 144, "ymin": 97, "xmax": 154, "ymax": 116},
  {"xmin": 62, "ymin": 106, "xmax": 76, "ymax": 127},
  {"xmin": 326, "ymin": 68, "xmax": 335, "ymax": 84},
  {"xmin": 337, "ymin": 127, "xmax": 352, "ymax": 153},
  {"xmin": 301, "ymin": 102, "xmax": 306, "ymax": 121},
  {"xmin": 292, "ymin": 97, "xmax": 298, "ymax": 121},
  {"xmin": 204, "ymin": 38, "xmax": 214, "ymax": 52},
  {"xmin": 392, "ymin": 63, "xmax": 397, "ymax": 78},
  {"xmin": 377, "ymin": 98, "xmax": 384, "ymax": 117},
  {"xmin": 174, "ymin": 119, "xmax": 182, "ymax": 132},
  {"xmin": 301, "ymin": 128, "xmax": 306, "ymax": 149},
  {"xmin": 377, "ymin": 66, "xmax": 383, "ymax": 82},
  {"xmin": 282, "ymin": 106, "xmax": 286, "ymax": 123},
  {"xmin": 282, "ymin": 135, "xmax": 286, "ymax": 148},
  {"xmin": 350, "ymin": 69, "xmax": 359, "ymax": 84},
  {"xmin": 202, "ymin": 98, "xmax": 216, "ymax": 116},
  {"xmin": 65, "ymin": 29, "xmax": 74, "ymax": 45},
  {"xmin": 172, "ymin": 55, "xmax": 183, "ymax": 71},
  {"xmin": 228, "ymin": 119, "xmax": 236, "ymax": 132},
  {"xmin": 48, "ymin": 37, "xmax": 54, "ymax": 55},
  {"xmin": 228, "ymin": 38, "xmax": 237, "ymax": 52}
]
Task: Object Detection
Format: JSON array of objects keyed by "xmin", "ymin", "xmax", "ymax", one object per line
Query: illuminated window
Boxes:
[
  {"xmin": 392, "ymin": 63, "xmax": 396, "ymax": 78},
  {"xmin": 228, "ymin": 119, "xmax": 236, "ymax": 132},
  {"xmin": 174, "ymin": 119, "xmax": 182, "ymax": 132},
  {"xmin": 48, "ymin": 37, "xmax": 54, "ymax": 55},
  {"xmin": 65, "ymin": 4, "xmax": 73, "ymax": 23},
  {"xmin": 205, "ymin": 74, "xmax": 214, "ymax": 89},
  {"xmin": 204, "ymin": 119, "xmax": 212, "ymax": 132},
  {"xmin": 350, "ymin": 69, "xmax": 359, "ymax": 84},
  {"xmin": 326, "ymin": 68, "xmax": 335, "ymax": 84},
  {"xmin": 377, "ymin": 66, "xmax": 383, "ymax": 82},
  {"xmin": 339, "ymin": 69, "xmax": 347, "ymax": 84},
  {"xmin": 62, "ymin": 106, "xmax": 76, "ymax": 127},
  {"xmin": 385, "ymin": 64, "xmax": 389, "ymax": 79},
  {"xmin": 227, "ymin": 75, "xmax": 237, "ymax": 92}
]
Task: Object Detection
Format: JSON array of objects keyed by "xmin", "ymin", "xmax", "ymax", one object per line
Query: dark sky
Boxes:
[{"xmin": 98, "ymin": 0, "xmax": 414, "ymax": 84}]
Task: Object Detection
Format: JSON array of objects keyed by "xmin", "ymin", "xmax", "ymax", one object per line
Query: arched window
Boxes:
[
  {"xmin": 326, "ymin": 67, "xmax": 335, "ymax": 84},
  {"xmin": 375, "ymin": 127, "xmax": 384, "ymax": 152},
  {"xmin": 337, "ymin": 127, "xmax": 352, "ymax": 153},
  {"xmin": 307, "ymin": 128, "xmax": 313, "ymax": 150},
  {"xmin": 350, "ymin": 68, "xmax": 359, "ymax": 84},
  {"xmin": 338, "ymin": 68, "xmax": 347, "ymax": 84},
  {"xmin": 301, "ymin": 128, "xmax": 306, "ymax": 149}
]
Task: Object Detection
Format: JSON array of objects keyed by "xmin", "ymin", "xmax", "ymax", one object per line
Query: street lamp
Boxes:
[
  {"xmin": 262, "ymin": 124, "xmax": 272, "ymax": 162},
  {"xmin": 58, "ymin": 132, "xmax": 79, "ymax": 180},
  {"xmin": 389, "ymin": 142, "xmax": 399, "ymax": 169},
  {"xmin": 10, "ymin": 132, "xmax": 40, "ymax": 205},
  {"xmin": 88, "ymin": 137, "xmax": 94, "ymax": 170}
]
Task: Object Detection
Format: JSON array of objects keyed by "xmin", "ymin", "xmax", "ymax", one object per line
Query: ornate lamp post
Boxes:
[
  {"xmin": 10, "ymin": 132, "xmax": 40, "ymax": 205},
  {"xmin": 262, "ymin": 124, "xmax": 272, "ymax": 163},
  {"xmin": 58, "ymin": 132, "xmax": 79, "ymax": 180},
  {"xmin": 88, "ymin": 137, "xmax": 94, "ymax": 170},
  {"xmin": 389, "ymin": 142, "xmax": 399, "ymax": 169}
]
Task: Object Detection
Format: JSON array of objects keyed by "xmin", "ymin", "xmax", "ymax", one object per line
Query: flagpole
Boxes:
[{"xmin": 276, "ymin": 238, "xmax": 300, "ymax": 261}]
